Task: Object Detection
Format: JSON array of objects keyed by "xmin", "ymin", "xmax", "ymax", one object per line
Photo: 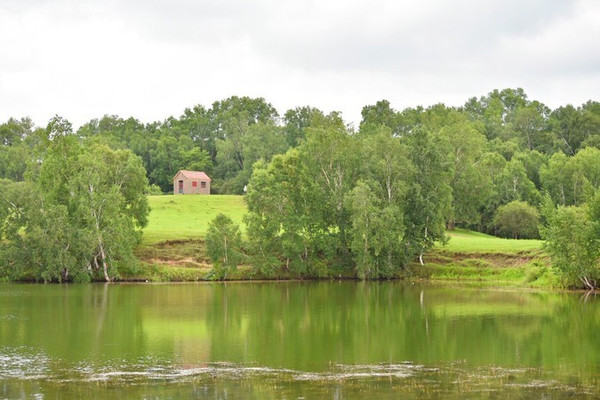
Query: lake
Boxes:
[{"xmin": 0, "ymin": 282, "xmax": 599, "ymax": 399}]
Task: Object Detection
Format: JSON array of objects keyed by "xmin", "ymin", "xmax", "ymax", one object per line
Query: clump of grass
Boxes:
[
  {"xmin": 136, "ymin": 239, "xmax": 210, "ymax": 264},
  {"xmin": 521, "ymin": 261, "xmax": 560, "ymax": 288},
  {"xmin": 133, "ymin": 263, "xmax": 208, "ymax": 282},
  {"xmin": 523, "ymin": 261, "xmax": 546, "ymax": 283},
  {"xmin": 463, "ymin": 258, "xmax": 493, "ymax": 269}
]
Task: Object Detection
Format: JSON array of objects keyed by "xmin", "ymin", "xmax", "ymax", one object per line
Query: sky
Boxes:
[{"xmin": 1, "ymin": 0, "xmax": 599, "ymax": 129}]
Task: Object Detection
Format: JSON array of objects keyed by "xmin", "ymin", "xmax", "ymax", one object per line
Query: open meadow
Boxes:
[
  {"xmin": 142, "ymin": 194, "xmax": 247, "ymax": 244},
  {"xmin": 442, "ymin": 229, "xmax": 543, "ymax": 253}
]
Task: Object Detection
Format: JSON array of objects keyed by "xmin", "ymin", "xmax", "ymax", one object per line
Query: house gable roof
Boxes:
[{"xmin": 173, "ymin": 170, "xmax": 211, "ymax": 181}]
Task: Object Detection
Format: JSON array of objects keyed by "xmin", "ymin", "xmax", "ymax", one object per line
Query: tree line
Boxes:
[{"xmin": 1, "ymin": 89, "xmax": 600, "ymax": 285}]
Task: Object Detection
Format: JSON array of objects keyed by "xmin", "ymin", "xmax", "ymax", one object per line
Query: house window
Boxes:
[
  {"xmin": 201, "ymin": 181, "xmax": 206, "ymax": 188},
  {"xmin": 192, "ymin": 181, "xmax": 198, "ymax": 187}
]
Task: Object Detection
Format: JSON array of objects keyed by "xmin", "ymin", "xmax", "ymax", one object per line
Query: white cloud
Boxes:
[{"xmin": 0, "ymin": 0, "xmax": 598, "ymax": 128}]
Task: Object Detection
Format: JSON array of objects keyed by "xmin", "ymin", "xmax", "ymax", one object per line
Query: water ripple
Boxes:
[
  {"xmin": 0, "ymin": 358, "xmax": 594, "ymax": 397},
  {"xmin": 0, "ymin": 348, "xmax": 49, "ymax": 379},
  {"xmin": 47, "ymin": 362, "xmax": 423, "ymax": 384}
]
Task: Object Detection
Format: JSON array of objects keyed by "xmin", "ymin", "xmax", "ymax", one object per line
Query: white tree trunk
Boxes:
[{"xmin": 99, "ymin": 241, "xmax": 111, "ymax": 282}]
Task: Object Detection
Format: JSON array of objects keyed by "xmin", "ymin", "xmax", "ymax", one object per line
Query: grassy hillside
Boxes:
[
  {"xmin": 142, "ymin": 195, "xmax": 247, "ymax": 244},
  {"xmin": 441, "ymin": 229, "xmax": 543, "ymax": 253},
  {"xmin": 425, "ymin": 230, "xmax": 551, "ymax": 288}
]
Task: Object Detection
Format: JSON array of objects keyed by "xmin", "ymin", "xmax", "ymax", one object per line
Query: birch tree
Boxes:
[
  {"xmin": 206, "ymin": 213, "xmax": 243, "ymax": 279},
  {"xmin": 0, "ymin": 134, "xmax": 149, "ymax": 282}
]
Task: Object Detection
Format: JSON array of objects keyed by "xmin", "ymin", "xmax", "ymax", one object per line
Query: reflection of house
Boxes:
[{"xmin": 173, "ymin": 170, "xmax": 211, "ymax": 195}]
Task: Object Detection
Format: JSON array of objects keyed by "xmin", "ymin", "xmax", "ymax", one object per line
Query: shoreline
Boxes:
[{"xmin": 126, "ymin": 238, "xmax": 556, "ymax": 289}]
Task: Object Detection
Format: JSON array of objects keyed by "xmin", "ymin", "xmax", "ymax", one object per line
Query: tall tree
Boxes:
[
  {"xmin": 509, "ymin": 102, "xmax": 552, "ymax": 152},
  {"xmin": 283, "ymin": 106, "xmax": 324, "ymax": 147},
  {"xmin": 403, "ymin": 126, "xmax": 452, "ymax": 264},
  {"xmin": 550, "ymin": 105, "xmax": 587, "ymax": 155},
  {"xmin": 439, "ymin": 119, "xmax": 491, "ymax": 228},
  {"xmin": 301, "ymin": 113, "xmax": 359, "ymax": 261},
  {"xmin": 206, "ymin": 213, "xmax": 243, "ymax": 279},
  {"xmin": 360, "ymin": 100, "xmax": 400, "ymax": 134},
  {"xmin": 542, "ymin": 199, "xmax": 600, "ymax": 290}
]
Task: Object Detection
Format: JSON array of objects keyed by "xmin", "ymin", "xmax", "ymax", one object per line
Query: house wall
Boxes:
[{"xmin": 173, "ymin": 172, "xmax": 210, "ymax": 194}]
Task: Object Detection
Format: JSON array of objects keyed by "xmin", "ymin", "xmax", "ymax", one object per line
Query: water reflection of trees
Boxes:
[
  {"xmin": 204, "ymin": 283, "xmax": 600, "ymax": 376},
  {"xmin": 1, "ymin": 282, "xmax": 600, "ymax": 381}
]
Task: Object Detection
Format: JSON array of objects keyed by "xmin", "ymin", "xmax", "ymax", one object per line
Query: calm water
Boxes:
[{"xmin": 0, "ymin": 282, "xmax": 599, "ymax": 399}]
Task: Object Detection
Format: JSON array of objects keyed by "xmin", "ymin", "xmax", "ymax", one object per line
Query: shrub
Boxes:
[
  {"xmin": 493, "ymin": 201, "xmax": 540, "ymax": 239},
  {"xmin": 205, "ymin": 214, "xmax": 243, "ymax": 279}
]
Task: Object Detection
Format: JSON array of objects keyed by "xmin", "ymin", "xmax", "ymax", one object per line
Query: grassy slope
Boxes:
[
  {"xmin": 442, "ymin": 229, "xmax": 543, "ymax": 253},
  {"xmin": 133, "ymin": 194, "xmax": 248, "ymax": 281},
  {"xmin": 424, "ymin": 230, "xmax": 554, "ymax": 288},
  {"xmin": 135, "ymin": 195, "xmax": 555, "ymax": 287},
  {"xmin": 143, "ymin": 194, "xmax": 247, "ymax": 244}
]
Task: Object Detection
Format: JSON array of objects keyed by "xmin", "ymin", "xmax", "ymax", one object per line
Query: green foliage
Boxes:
[
  {"xmin": 205, "ymin": 213, "xmax": 243, "ymax": 279},
  {"xmin": 348, "ymin": 181, "xmax": 402, "ymax": 279},
  {"xmin": 493, "ymin": 201, "xmax": 540, "ymax": 239},
  {"xmin": 541, "ymin": 147, "xmax": 600, "ymax": 206},
  {"xmin": 541, "ymin": 198, "xmax": 600, "ymax": 289},
  {"xmin": 402, "ymin": 126, "xmax": 452, "ymax": 262},
  {"xmin": 243, "ymin": 151, "xmax": 319, "ymax": 276},
  {"xmin": 244, "ymin": 115, "xmax": 452, "ymax": 276},
  {"xmin": 244, "ymin": 115, "xmax": 360, "ymax": 277},
  {"xmin": 283, "ymin": 106, "xmax": 324, "ymax": 147},
  {"xmin": 0, "ymin": 132, "xmax": 149, "ymax": 282},
  {"xmin": 350, "ymin": 127, "xmax": 411, "ymax": 277},
  {"xmin": 496, "ymin": 159, "xmax": 541, "ymax": 206},
  {"xmin": 146, "ymin": 184, "xmax": 163, "ymax": 195},
  {"xmin": 523, "ymin": 261, "xmax": 548, "ymax": 284},
  {"xmin": 439, "ymin": 115, "xmax": 491, "ymax": 227},
  {"xmin": 359, "ymin": 100, "xmax": 400, "ymax": 134},
  {"xmin": 550, "ymin": 105, "xmax": 588, "ymax": 155}
]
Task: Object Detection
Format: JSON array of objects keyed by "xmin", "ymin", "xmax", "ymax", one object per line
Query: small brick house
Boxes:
[{"xmin": 173, "ymin": 170, "xmax": 211, "ymax": 194}]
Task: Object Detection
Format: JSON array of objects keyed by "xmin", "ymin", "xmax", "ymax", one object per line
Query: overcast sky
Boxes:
[{"xmin": 1, "ymin": 0, "xmax": 599, "ymax": 128}]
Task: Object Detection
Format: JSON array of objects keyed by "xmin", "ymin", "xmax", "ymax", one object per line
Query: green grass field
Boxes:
[
  {"xmin": 142, "ymin": 195, "xmax": 247, "ymax": 244},
  {"xmin": 440, "ymin": 229, "xmax": 543, "ymax": 253}
]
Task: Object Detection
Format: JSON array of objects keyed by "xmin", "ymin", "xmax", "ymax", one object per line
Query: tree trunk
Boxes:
[
  {"xmin": 99, "ymin": 241, "xmax": 111, "ymax": 282},
  {"xmin": 581, "ymin": 276, "xmax": 596, "ymax": 290}
]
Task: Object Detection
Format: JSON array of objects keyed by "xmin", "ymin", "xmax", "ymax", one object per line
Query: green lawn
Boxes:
[
  {"xmin": 142, "ymin": 195, "xmax": 247, "ymax": 244},
  {"xmin": 440, "ymin": 229, "xmax": 543, "ymax": 253}
]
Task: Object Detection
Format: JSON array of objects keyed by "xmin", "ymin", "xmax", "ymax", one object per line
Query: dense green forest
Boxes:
[{"xmin": 1, "ymin": 88, "xmax": 600, "ymax": 286}]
